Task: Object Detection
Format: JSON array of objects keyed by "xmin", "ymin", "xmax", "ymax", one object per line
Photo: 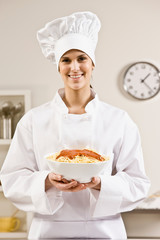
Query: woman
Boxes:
[{"xmin": 0, "ymin": 11, "xmax": 150, "ymax": 239}]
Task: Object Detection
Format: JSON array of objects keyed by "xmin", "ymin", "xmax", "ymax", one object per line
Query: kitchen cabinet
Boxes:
[
  {"xmin": 122, "ymin": 195, "xmax": 160, "ymax": 238},
  {"xmin": 0, "ymin": 90, "xmax": 31, "ymax": 239},
  {"xmin": 123, "ymin": 209, "xmax": 160, "ymax": 238}
]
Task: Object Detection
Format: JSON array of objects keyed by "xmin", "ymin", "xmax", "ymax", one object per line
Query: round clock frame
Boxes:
[{"xmin": 123, "ymin": 61, "xmax": 160, "ymax": 100}]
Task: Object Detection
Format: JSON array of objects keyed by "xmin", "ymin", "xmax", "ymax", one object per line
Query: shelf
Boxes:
[
  {"xmin": 0, "ymin": 90, "xmax": 31, "ymax": 238},
  {"xmin": 0, "ymin": 139, "xmax": 12, "ymax": 145},
  {"xmin": 0, "ymin": 90, "xmax": 31, "ymax": 139},
  {"xmin": 0, "ymin": 89, "xmax": 31, "ymax": 113},
  {"xmin": 0, "ymin": 231, "xmax": 27, "ymax": 238}
]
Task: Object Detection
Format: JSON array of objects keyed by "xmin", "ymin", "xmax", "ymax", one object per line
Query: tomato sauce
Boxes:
[{"xmin": 56, "ymin": 149, "xmax": 105, "ymax": 161}]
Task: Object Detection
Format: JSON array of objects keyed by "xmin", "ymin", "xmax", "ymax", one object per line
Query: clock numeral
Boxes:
[
  {"xmin": 129, "ymin": 86, "xmax": 133, "ymax": 89},
  {"xmin": 127, "ymin": 79, "xmax": 131, "ymax": 82},
  {"xmin": 141, "ymin": 93, "xmax": 144, "ymax": 97},
  {"xmin": 141, "ymin": 64, "xmax": 146, "ymax": 69},
  {"xmin": 129, "ymin": 72, "xmax": 134, "ymax": 75},
  {"xmin": 148, "ymin": 91, "xmax": 152, "ymax": 95}
]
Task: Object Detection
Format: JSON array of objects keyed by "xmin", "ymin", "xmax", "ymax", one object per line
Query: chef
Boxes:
[{"xmin": 0, "ymin": 11, "xmax": 150, "ymax": 239}]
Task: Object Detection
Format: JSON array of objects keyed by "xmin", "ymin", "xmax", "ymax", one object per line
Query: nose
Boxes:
[{"xmin": 70, "ymin": 60, "xmax": 80, "ymax": 71}]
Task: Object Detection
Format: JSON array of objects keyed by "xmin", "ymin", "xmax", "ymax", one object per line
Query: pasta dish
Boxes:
[{"xmin": 47, "ymin": 149, "xmax": 109, "ymax": 163}]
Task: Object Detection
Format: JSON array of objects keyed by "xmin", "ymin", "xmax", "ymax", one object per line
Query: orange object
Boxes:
[{"xmin": 56, "ymin": 149, "xmax": 105, "ymax": 161}]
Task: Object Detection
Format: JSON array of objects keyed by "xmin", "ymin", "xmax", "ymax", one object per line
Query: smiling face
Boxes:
[{"xmin": 59, "ymin": 49, "xmax": 94, "ymax": 91}]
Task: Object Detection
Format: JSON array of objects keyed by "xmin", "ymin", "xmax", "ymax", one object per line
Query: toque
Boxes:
[{"xmin": 37, "ymin": 11, "xmax": 101, "ymax": 68}]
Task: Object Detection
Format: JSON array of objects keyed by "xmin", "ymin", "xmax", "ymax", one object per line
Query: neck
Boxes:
[{"xmin": 63, "ymin": 87, "xmax": 93, "ymax": 114}]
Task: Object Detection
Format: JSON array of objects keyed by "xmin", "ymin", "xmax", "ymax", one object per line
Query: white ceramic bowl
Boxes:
[{"xmin": 46, "ymin": 153, "xmax": 111, "ymax": 183}]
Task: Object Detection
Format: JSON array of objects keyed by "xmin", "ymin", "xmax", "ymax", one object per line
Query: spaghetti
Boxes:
[{"xmin": 47, "ymin": 149, "xmax": 109, "ymax": 163}]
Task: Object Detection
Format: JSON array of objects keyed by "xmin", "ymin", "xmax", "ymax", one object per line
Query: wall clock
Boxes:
[{"xmin": 123, "ymin": 61, "xmax": 160, "ymax": 100}]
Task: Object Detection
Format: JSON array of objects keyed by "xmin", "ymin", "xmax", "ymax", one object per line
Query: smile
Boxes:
[{"xmin": 68, "ymin": 74, "xmax": 83, "ymax": 79}]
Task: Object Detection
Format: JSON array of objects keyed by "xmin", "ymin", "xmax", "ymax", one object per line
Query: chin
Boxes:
[{"xmin": 69, "ymin": 84, "xmax": 85, "ymax": 90}]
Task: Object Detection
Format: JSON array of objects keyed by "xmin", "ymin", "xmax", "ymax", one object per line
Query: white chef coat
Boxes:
[{"xmin": 0, "ymin": 88, "xmax": 150, "ymax": 239}]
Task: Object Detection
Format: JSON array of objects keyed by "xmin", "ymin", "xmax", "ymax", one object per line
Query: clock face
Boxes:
[{"xmin": 123, "ymin": 62, "xmax": 160, "ymax": 100}]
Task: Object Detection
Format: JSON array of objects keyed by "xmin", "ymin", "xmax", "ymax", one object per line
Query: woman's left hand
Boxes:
[{"xmin": 84, "ymin": 176, "xmax": 101, "ymax": 190}]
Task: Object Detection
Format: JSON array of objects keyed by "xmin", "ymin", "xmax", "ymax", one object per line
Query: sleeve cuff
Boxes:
[
  {"xmin": 90, "ymin": 175, "xmax": 123, "ymax": 218},
  {"xmin": 31, "ymin": 170, "xmax": 64, "ymax": 215}
]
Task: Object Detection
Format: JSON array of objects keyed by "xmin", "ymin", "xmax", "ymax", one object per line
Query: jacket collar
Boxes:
[{"xmin": 52, "ymin": 88, "xmax": 99, "ymax": 114}]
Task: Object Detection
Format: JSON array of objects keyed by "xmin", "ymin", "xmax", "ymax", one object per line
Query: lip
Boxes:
[{"xmin": 68, "ymin": 74, "xmax": 84, "ymax": 79}]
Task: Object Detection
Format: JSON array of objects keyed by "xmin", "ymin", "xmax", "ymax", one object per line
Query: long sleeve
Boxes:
[
  {"xmin": 0, "ymin": 114, "xmax": 64, "ymax": 215},
  {"xmin": 90, "ymin": 113, "xmax": 150, "ymax": 218}
]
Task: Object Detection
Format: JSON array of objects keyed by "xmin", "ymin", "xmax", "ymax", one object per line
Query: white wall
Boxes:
[{"xmin": 1, "ymin": 0, "xmax": 160, "ymax": 195}]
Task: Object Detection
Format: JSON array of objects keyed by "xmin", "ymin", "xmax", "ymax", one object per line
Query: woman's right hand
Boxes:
[{"xmin": 45, "ymin": 172, "xmax": 86, "ymax": 192}]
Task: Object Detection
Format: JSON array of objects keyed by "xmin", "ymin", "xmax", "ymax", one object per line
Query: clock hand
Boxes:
[
  {"xmin": 143, "ymin": 81, "xmax": 154, "ymax": 93},
  {"xmin": 141, "ymin": 73, "xmax": 150, "ymax": 83},
  {"xmin": 140, "ymin": 73, "xmax": 154, "ymax": 93}
]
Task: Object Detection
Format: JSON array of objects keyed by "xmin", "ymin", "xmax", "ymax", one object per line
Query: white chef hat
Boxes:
[{"xmin": 37, "ymin": 11, "xmax": 101, "ymax": 69}]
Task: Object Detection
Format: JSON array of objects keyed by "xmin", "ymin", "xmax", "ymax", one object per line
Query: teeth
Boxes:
[{"xmin": 70, "ymin": 75, "xmax": 81, "ymax": 78}]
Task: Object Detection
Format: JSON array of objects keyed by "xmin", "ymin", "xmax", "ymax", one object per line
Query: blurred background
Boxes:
[{"xmin": 0, "ymin": 0, "xmax": 160, "ymax": 238}]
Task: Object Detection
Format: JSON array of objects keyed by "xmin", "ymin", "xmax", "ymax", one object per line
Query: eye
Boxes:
[
  {"xmin": 78, "ymin": 56, "xmax": 87, "ymax": 61},
  {"xmin": 61, "ymin": 58, "xmax": 70, "ymax": 63}
]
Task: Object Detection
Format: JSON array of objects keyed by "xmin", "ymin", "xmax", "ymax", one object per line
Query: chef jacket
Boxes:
[{"xmin": 0, "ymin": 88, "xmax": 150, "ymax": 239}]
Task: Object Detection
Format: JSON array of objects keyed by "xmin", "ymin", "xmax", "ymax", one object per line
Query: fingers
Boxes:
[
  {"xmin": 48, "ymin": 173, "xmax": 86, "ymax": 192},
  {"xmin": 68, "ymin": 183, "xmax": 86, "ymax": 192},
  {"xmin": 91, "ymin": 176, "xmax": 99, "ymax": 184},
  {"xmin": 47, "ymin": 173, "xmax": 100, "ymax": 192},
  {"xmin": 49, "ymin": 172, "xmax": 62, "ymax": 182},
  {"xmin": 84, "ymin": 177, "xmax": 101, "ymax": 190},
  {"xmin": 54, "ymin": 181, "xmax": 86, "ymax": 192},
  {"xmin": 61, "ymin": 178, "xmax": 69, "ymax": 183},
  {"xmin": 55, "ymin": 180, "xmax": 77, "ymax": 191},
  {"xmin": 59, "ymin": 181, "xmax": 86, "ymax": 192}
]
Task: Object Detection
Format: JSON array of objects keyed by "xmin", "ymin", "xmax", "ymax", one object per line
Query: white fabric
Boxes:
[
  {"xmin": 0, "ymin": 89, "xmax": 150, "ymax": 239},
  {"xmin": 37, "ymin": 11, "xmax": 101, "ymax": 67}
]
